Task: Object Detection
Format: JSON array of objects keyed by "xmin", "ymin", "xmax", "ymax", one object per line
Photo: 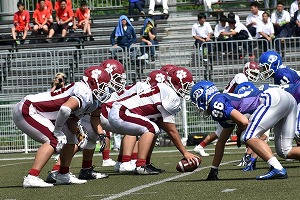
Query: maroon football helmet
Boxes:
[
  {"xmin": 145, "ymin": 70, "xmax": 168, "ymax": 87},
  {"xmin": 244, "ymin": 61, "xmax": 260, "ymax": 82}
]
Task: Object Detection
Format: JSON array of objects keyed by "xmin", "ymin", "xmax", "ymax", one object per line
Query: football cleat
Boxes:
[
  {"xmin": 56, "ymin": 173, "xmax": 87, "ymax": 184},
  {"xmin": 23, "ymin": 175, "xmax": 54, "ymax": 188},
  {"xmin": 134, "ymin": 165, "xmax": 160, "ymax": 175},
  {"xmin": 237, "ymin": 154, "xmax": 251, "ymax": 167},
  {"xmin": 256, "ymin": 168, "xmax": 287, "ymax": 180},
  {"xmin": 242, "ymin": 159, "xmax": 257, "ymax": 172},
  {"xmin": 78, "ymin": 166, "xmax": 109, "ymax": 180},
  {"xmin": 102, "ymin": 158, "xmax": 116, "ymax": 167},
  {"xmin": 45, "ymin": 170, "xmax": 59, "ymax": 183},
  {"xmin": 119, "ymin": 161, "xmax": 136, "ymax": 173},
  {"xmin": 147, "ymin": 163, "xmax": 165, "ymax": 173},
  {"xmin": 206, "ymin": 168, "xmax": 219, "ymax": 181},
  {"xmin": 194, "ymin": 145, "xmax": 210, "ymax": 157}
]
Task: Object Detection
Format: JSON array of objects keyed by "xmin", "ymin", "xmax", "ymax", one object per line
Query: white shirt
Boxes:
[
  {"xmin": 117, "ymin": 83, "xmax": 181, "ymax": 123},
  {"xmin": 192, "ymin": 22, "xmax": 213, "ymax": 38},
  {"xmin": 246, "ymin": 10, "xmax": 264, "ymax": 28},
  {"xmin": 290, "ymin": 0, "xmax": 299, "ymax": 17},
  {"xmin": 235, "ymin": 15, "xmax": 241, "ymax": 24},
  {"xmin": 226, "ymin": 22, "xmax": 253, "ymax": 40},
  {"xmin": 214, "ymin": 23, "xmax": 228, "ymax": 38},
  {"xmin": 256, "ymin": 20, "xmax": 274, "ymax": 38},
  {"xmin": 24, "ymin": 81, "xmax": 95, "ymax": 120},
  {"xmin": 271, "ymin": 10, "xmax": 291, "ymax": 23}
]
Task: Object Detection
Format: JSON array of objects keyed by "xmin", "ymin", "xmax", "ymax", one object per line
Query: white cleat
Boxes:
[
  {"xmin": 194, "ymin": 145, "xmax": 210, "ymax": 156},
  {"xmin": 119, "ymin": 161, "xmax": 136, "ymax": 173},
  {"xmin": 56, "ymin": 173, "xmax": 87, "ymax": 185},
  {"xmin": 102, "ymin": 158, "xmax": 117, "ymax": 167},
  {"xmin": 23, "ymin": 175, "xmax": 54, "ymax": 188}
]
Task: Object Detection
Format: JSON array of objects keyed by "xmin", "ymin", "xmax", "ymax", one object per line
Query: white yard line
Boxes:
[
  {"xmin": 100, "ymin": 160, "xmax": 239, "ymax": 200},
  {"xmin": 0, "ymin": 161, "xmax": 30, "ymax": 167}
]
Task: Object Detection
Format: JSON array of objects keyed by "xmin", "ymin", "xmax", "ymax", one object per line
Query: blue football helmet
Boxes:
[
  {"xmin": 259, "ymin": 51, "xmax": 282, "ymax": 80},
  {"xmin": 190, "ymin": 80, "xmax": 219, "ymax": 116}
]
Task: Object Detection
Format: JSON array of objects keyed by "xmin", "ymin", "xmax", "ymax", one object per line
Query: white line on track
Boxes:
[
  {"xmin": 0, "ymin": 161, "xmax": 30, "ymax": 167},
  {"xmin": 100, "ymin": 160, "xmax": 239, "ymax": 200}
]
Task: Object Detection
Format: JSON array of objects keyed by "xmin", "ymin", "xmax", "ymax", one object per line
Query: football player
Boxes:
[
  {"xmin": 190, "ymin": 80, "xmax": 300, "ymax": 180},
  {"xmin": 13, "ymin": 66, "xmax": 111, "ymax": 187},
  {"xmin": 108, "ymin": 67, "xmax": 200, "ymax": 175},
  {"xmin": 194, "ymin": 65, "xmax": 261, "ymax": 158},
  {"xmin": 259, "ymin": 50, "xmax": 300, "ymax": 85}
]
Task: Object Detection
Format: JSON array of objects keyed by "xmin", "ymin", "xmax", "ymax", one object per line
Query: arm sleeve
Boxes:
[{"xmin": 54, "ymin": 105, "xmax": 72, "ymax": 132}]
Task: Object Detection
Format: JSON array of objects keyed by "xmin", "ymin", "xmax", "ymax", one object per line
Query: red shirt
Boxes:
[
  {"xmin": 74, "ymin": 8, "xmax": 90, "ymax": 22},
  {"xmin": 55, "ymin": 0, "xmax": 72, "ymax": 12},
  {"xmin": 33, "ymin": 8, "xmax": 51, "ymax": 24},
  {"xmin": 56, "ymin": 7, "xmax": 74, "ymax": 22},
  {"xmin": 36, "ymin": 0, "xmax": 53, "ymax": 14},
  {"xmin": 13, "ymin": 10, "xmax": 30, "ymax": 30}
]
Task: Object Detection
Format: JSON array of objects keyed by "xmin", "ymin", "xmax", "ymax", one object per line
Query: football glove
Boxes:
[{"xmin": 53, "ymin": 131, "xmax": 67, "ymax": 153}]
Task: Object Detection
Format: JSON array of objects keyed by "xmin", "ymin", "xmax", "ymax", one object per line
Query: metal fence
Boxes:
[{"xmin": 1, "ymin": 38, "xmax": 300, "ymax": 153}]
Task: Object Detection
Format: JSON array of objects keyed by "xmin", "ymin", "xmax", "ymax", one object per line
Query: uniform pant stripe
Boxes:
[
  {"xmin": 22, "ymin": 100, "xmax": 58, "ymax": 148},
  {"xmin": 243, "ymin": 93, "xmax": 271, "ymax": 141}
]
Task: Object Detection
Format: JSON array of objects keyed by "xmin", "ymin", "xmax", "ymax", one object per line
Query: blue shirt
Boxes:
[
  {"xmin": 208, "ymin": 90, "xmax": 262, "ymax": 128},
  {"xmin": 273, "ymin": 67, "xmax": 300, "ymax": 85}
]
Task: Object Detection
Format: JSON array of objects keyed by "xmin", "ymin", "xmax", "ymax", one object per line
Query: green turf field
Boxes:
[{"xmin": 0, "ymin": 144, "xmax": 299, "ymax": 200}]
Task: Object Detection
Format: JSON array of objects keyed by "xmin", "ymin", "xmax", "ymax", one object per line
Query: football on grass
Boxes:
[{"xmin": 176, "ymin": 157, "xmax": 202, "ymax": 172}]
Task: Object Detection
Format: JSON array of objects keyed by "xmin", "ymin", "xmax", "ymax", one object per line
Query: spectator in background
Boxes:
[
  {"xmin": 128, "ymin": 0, "xmax": 146, "ymax": 22},
  {"xmin": 50, "ymin": 72, "xmax": 66, "ymax": 92},
  {"xmin": 214, "ymin": 15, "xmax": 229, "ymax": 53},
  {"xmin": 256, "ymin": 12, "xmax": 275, "ymax": 52},
  {"xmin": 33, "ymin": 0, "xmax": 52, "ymax": 37},
  {"xmin": 137, "ymin": 18, "xmax": 158, "ymax": 61},
  {"xmin": 246, "ymin": 1, "xmax": 264, "ymax": 37},
  {"xmin": 48, "ymin": 0, "xmax": 74, "ymax": 42},
  {"xmin": 293, "ymin": 2, "xmax": 300, "ymax": 36},
  {"xmin": 11, "ymin": 1, "xmax": 30, "ymax": 45},
  {"xmin": 290, "ymin": 0, "xmax": 300, "ymax": 17},
  {"xmin": 55, "ymin": 0, "xmax": 72, "ymax": 12},
  {"xmin": 228, "ymin": 12, "xmax": 240, "ymax": 24},
  {"xmin": 36, "ymin": 0, "xmax": 53, "ymax": 14},
  {"xmin": 290, "ymin": 0, "xmax": 300, "ymax": 36},
  {"xmin": 271, "ymin": 2, "xmax": 291, "ymax": 43},
  {"xmin": 203, "ymin": 0, "xmax": 219, "ymax": 18},
  {"xmin": 110, "ymin": 15, "xmax": 137, "ymax": 60},
  {"xmin": 148, "ymin": 0, "xmax": 169, "ymax": 15},
  {"xmin": 223, "ymin": 18, "xmax": 254, "ymax": 58},
  {"xmin": 264, "ymin": 0, "xmax": 277, "ymax": 9},
  {"xmin": 192, "ymin": 13, "xmax": 213, "ymax": 55},
  {"xmin": 73, "ymin": 0, "xmax": 94, "ymax": 41}
]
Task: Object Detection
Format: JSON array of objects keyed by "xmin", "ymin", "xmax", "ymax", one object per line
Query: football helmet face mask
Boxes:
[
  {"xmin": 145, "ymin": 70, "xmax": 168, "ymax": 87},
  {"xmin": 83, "ymin": 66, "xmax": 111, "ymax": 103},
  {"xmin": 100, "ymin": 59, "xmax": 126, "ymax": 92},
  {"xmin": 259, "ymin": 51, "xmax": 282, "ymax": 80},
  {"xmin": 190, "ymin": 81, "xmax": 219, "ymax": 117},
  {"xmin": 160, "ymin": 64, "xmax": 177, "ymax": 74},
  {"xmin": 244, "ymin": 61, "xmax": 260, "ymax": 82},
  {"xmin": 167, "ymin": 67, "xmax": 194, "ymax": 99}
]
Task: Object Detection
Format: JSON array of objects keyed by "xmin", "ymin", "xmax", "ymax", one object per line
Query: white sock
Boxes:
[{"xmin": 267, "ymin": 157, "xmax": 283, "ymax": 170}]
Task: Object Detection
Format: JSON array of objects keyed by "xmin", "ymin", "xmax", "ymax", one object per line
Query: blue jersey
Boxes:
[
  {"xmin": 273, "ymin": 67, "xmax": 300, "ymax": 85},
  {"xmin": 208, "ymin": 90, "xmax": 262, "ymax": 128}
]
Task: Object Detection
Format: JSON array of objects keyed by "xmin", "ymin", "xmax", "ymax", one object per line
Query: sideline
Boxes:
[{"xmin": 100, "ymin": 160, "xmax": 239, "ymax": 200}]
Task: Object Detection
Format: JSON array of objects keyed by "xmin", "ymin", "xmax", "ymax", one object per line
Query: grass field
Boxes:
[{"xmin": 0, "ymin": 143, "xmax": 300, "ymax": 200}]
